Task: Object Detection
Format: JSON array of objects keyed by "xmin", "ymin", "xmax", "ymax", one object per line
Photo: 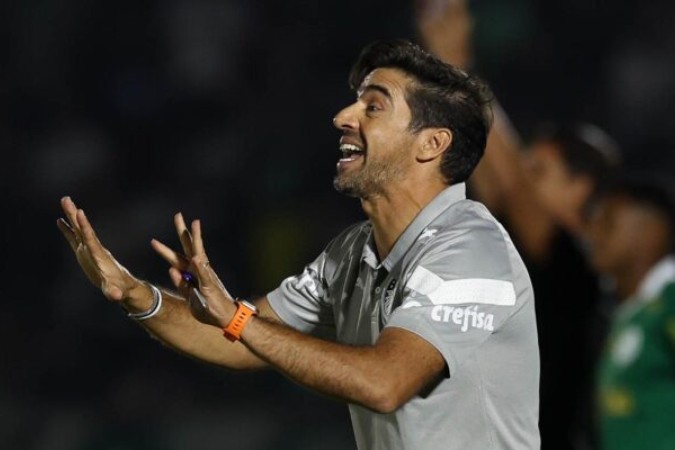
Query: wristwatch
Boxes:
[{"xmin": 223, "ymin": 299, "xmax": 259, "ymax": 342}]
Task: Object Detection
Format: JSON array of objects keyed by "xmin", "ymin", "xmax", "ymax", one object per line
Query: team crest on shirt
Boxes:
[
  {"xmin": 383, "ymin": 278, "xmax": 398, "ymax": 315},
  {"xmin": 611, "ymin": 326, "xmax": 643, "ymax": 366}
]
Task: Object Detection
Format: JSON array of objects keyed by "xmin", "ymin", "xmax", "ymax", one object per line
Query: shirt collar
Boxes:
[
  {"xmin": 616, "ymin": 255, "xmax": 675, "ymax": 322},
  {"xmin": 361, "ymin": 183, "xmax": 467, "ymax": 271},
  {"xmin": 361, "ymin": 231, "xmax": 380, "ymax": 269},
  {"xmin": 636, "ymin": 255, "xmax": 675, "ymax": 301}
]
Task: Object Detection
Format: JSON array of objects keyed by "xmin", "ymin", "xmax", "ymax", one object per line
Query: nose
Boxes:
[{"xmin": 333, "ymin": 102, "xmax": 358, "ymax": 132}]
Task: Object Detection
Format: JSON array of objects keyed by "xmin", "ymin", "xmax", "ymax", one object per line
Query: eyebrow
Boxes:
[{"xmin": 358, "ymin": 84, "xmax": 394, "ymax": 103}]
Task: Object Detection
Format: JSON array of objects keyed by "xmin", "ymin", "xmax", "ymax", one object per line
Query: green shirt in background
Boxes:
[{"xmin": 598, "ymin": 256, "xmax": 675, "ymax": 450}]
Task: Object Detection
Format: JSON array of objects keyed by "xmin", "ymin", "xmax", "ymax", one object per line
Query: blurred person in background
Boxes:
[
  {"xmin": 417, "ymin": 1, "xmax": 621, "ymax": 449},
  {"xmin": 57, "ymin": 39, "xmax": 541, "ymax": 449},
  {"xmin": 586, "ymin": 178, "xmax": 675, "ymax": 450}
]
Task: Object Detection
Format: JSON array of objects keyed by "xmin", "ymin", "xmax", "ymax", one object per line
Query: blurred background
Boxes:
[{"xmin": 3, "ymin": 0, "xmax": 675, "ymax": 449}]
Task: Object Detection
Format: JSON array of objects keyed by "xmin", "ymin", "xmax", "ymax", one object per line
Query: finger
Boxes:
[
  {"xmin": 101, "ymin": 279, "xmax": 124, "ymax": 302},
  {"xmin": 188, "ymin": 220, "xmax": 234, "ymax": 296},
  {"xmin": 190, "ymin": 219, "xmax": 206, "ymax": 258},
  {"xmin": 190, "ymin": 220, "xmax": 216, "ymax": 284},
  {"xmin": 192, "ymin": 254, "xmax": 219, "ymax": 294},
  {"xmin": 60, "ymin": 196, "xmax": 84, "ymax": 240},
  {"xmin": 188, "ymin": 221, "xmax": 234, "ymax": 300},
  {"xmin": 151, "ymin": 238, "xmax": 190, "ymax": 270},
  {"xmin": 174, "ymin": 212, "xmax": 194, "ymax": 259},
  {"xmin": 168, "ymin": 266, "xmax": 184, "ymax": 289},
  {"xmin": 57, "ymin": 218, "xmax": 79, "ymax": 252},
  {"xmin": 75, "ymin": 209, "xmax": 108, "ymax": 259},
  {"xmin": 169, "ymin": 267, "xmax": 193, "ymax": 299}
]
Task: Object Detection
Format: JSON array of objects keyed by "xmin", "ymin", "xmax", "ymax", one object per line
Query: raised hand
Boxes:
[
  {"xmin": 152, "ymin": 215, "xmax": 235, "ymax": 328},
  {"xmin": 57, "ymin": 197, "xmax": 142, "ymax": 302},
  {"xmin": 415, "ymin": 0, "xmax": 473, "ymax": 69},
  {"xmin": 150, "ymin": 213, "xmax": 194, "ymax": 297}
]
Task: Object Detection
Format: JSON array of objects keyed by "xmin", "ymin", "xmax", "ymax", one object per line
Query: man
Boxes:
[
  {"xmin": 474, "ymin": 121, "xmax": 619, "ymax": 450},
  {"xmin": 416, "ymin": 3, "xmax": 620, "ymax": 448},
  {"xmin": 587, "ymin": 179, "xmax": 675, "ymax": 450},
  {"xmin": 58, "ymin": 40, "xmax": 540, "ymax": 449}
]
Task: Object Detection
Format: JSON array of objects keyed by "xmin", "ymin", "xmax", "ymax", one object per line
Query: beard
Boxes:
[{"xmin": 333, "ymin": 149, "xmax": 410, "ymax": 199}]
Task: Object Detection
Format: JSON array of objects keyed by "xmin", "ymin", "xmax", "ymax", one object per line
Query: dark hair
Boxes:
[
  {"xmin": 611, "ymin": 177, "xmax": 675, "ymax": 253},
  {"xmin": 349, "ymin": 39, "xmax": 493, "ymax": 184},
  {"xmin": 534, "ymin": 122, "xmax": 621, "ymax": 200}
]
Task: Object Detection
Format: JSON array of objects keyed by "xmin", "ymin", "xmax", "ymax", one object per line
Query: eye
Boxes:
[{"xmin": 366, "ymin": 104, "xmax": 381, "ymax": 113}]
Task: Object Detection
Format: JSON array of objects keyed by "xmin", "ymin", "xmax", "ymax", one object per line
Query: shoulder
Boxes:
[
  {"xmin": 417, "ymin": 199, "xmax": 520, "ymax": 280},
  {"xmin": 399, "ymin": 201, "xmax": 534, "ymax": 320}
]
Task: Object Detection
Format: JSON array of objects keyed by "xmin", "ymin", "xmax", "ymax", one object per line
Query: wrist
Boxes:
[
  {"xmin": 120, "ymin": 280, "xmax": 154, "ymax": 314},
  {"xmin": 223, "ymin": 299, "xmax": 258, "ymax": 342},
  {"xmin": 127, "ymin": 284, "xmax": 163, "ymax": 321}
]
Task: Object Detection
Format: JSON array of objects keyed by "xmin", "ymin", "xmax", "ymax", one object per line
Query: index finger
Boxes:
[
  {"xmin": 174, "ymin": 212, "xmax": 194, "ymax": 259},
  {"xmin": 190, "ymin": 219, "xmax": 204, "ymax": 256},
  {"xmin": 76, "ymin": 209, "xmax": 109, "ymax": 258},
  {"xmin": 189, "ymin": 221, "xmax": 217, "ymax": 291},
  {"xmin": 189, "ymin": 220, "xmax": 233, "ymax": 299},
  {"xmin": 60, "ymin": 196, "xmax": 84, "ymax": 240},
  {"xmin": 151, "ymin": 238, "xmax": 191, "ymax": 271},
  {"xmin": 57, "ymin": 217, "xmax": 79, "ymax": 252}
]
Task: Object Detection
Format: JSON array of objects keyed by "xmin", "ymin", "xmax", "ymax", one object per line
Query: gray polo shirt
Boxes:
[{"xmin": 267, "ymin": 183, "xmax": 540, "ymax": 450}]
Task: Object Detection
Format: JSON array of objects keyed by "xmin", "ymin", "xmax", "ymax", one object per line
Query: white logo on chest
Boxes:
[{"xmin": 419, "ymin": 228, "xmax": 438, "ymax": 241}]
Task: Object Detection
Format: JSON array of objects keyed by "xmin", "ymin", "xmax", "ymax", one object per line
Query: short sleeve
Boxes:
[
  {"xmin": 267, "ymin": 249, "xmax": 336, "ymax": 340},
  {"xmin": 268, "ymin": 223, "xmax": 368, "ymax": 340},
  {"xmin": 385, "ymin": 218, "xmax": 529, "ymax": 374}
]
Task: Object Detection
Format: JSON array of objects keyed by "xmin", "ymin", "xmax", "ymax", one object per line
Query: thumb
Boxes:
[
  {"xmin": 169, "ymin": 267, "xmax": 183, "ymax": 288},
  {"xmin": 101, "ymin": 280, "xmax": 124, "ymax": 302}
]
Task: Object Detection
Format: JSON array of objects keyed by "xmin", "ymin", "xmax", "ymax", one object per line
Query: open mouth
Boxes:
[{"xmin": 339, "ymin": 143, "xmax": 366, "ymax": 163}]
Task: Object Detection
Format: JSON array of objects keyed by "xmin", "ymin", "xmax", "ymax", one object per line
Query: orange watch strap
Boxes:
[{"xmin": 223, "ymin": 301, "xmax": 257, "ymax": 342}]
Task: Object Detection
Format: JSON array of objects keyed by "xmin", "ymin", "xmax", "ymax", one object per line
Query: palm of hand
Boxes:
[
  {"xmin": 58, "ymin": 197, "xmax": 138, "ymax": 302},
  {"xmin": 81, "ymin": 245, "xmax": 135, "ymax": 301},
  {"xmin": 192, "ymin": 279, "xmax": 235, "ymax": 328}
]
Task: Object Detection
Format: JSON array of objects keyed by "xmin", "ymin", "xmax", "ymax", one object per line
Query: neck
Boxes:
[
  {"xmin": 360, "ymin": 180, "xmax": 447, "ymax": 261},
  {"xmin": 614, "ymin": 255, "xmax": 663, "ymax": 302},
  {"xmin": 614, "ymin": 269, "xmax": 647, "ymax": 302}
]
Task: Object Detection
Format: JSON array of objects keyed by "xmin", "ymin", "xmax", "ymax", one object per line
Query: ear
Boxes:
[{"xmin": 416, "ymin": 128, "xmax": 453, "ymax": 162}]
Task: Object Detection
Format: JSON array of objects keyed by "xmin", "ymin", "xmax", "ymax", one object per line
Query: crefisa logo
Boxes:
[{"xmin": 430, "ymin": 304, "xmax": 495, "ymax": 332}]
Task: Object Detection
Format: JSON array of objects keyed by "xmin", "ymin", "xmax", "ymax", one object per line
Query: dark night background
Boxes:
[{"xmin": 3, "ymin": 0, "xmax": 674, "ymax": 448}]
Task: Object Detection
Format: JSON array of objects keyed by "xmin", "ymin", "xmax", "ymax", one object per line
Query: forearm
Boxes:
[
  {"xmin": 473, "ymin": 101, "xmax": 527, "ymax": 203},
  {"xmin": 467, "ymin": 101, "xmax": 552, "ymax": 253},
  {"xmin": 239, "ymin": 317, "xmax": 437, "ymax": 413},
  {"xmin": 123, "ymin": 283, "xmax": 266, "ymax": 371}
]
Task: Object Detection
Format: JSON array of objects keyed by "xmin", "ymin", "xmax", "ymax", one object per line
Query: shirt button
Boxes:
[{"xmin": 374, "ymin": 287, "xmax": 381, "ymax": 294}]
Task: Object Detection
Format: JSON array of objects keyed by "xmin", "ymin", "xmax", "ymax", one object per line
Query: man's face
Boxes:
[
  {"xmin": 524, "ymin": 141, "xmax": 591, "ymax": 225},
  {"xmin": 586, "ymin": 195, "xmax": 650, "ymax": 276},
  {"xmin": 332, "ymin": 68, "xmax": 420, "ymax": 198}
]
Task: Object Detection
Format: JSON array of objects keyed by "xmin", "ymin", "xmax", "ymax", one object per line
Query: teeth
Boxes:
[{"xmin": 339, "ymin": 143, "xmax": 363, "ymax": 153}]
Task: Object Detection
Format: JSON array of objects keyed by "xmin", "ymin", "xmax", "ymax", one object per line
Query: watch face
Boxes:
[{"xmin": 239, "ymin": 300, "xmax": 259, "ymax": 314}]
